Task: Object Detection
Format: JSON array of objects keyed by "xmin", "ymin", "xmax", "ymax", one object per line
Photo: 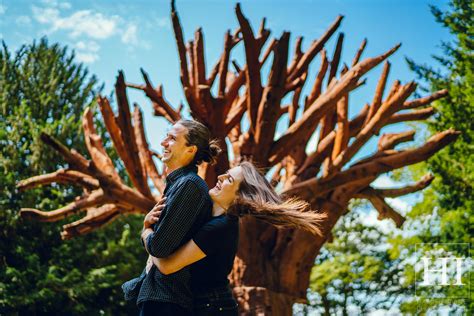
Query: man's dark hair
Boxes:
[{"xmin": 177, "ymin": 119, "xmax": 222, "ymax": 165}]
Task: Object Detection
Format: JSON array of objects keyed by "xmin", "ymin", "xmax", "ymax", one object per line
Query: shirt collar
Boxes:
[{"xmin": 165, "ymin": 164, "xmax": 198, "ymax": 184}]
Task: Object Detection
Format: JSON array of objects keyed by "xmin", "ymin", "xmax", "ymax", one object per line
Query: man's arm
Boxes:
[{"xmin": 145, "ymin": 179, "xmax": 205, "ymax": 258}]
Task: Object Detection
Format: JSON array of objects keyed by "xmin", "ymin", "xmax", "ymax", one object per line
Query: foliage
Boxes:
[
  {"xmin": 389, "ymin": 0, "xmax": 473, "ymax": 313},
  {"xmin": 0, "ymin": 38, "xmax": 145, "ymax": 315},
  {"xmin": 296, "ymin": 209, "xmax": 405, "ymax": 315}
]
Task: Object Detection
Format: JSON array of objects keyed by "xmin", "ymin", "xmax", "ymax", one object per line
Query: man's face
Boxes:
[{"xmin": 160, "ymin": 123, "xmax": 195, "ymax": 169}]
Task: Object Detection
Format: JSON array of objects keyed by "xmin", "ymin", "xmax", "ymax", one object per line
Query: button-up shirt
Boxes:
[{"xmin": 122, "ymin": 164, "xmax": 212, "ymax": 311}]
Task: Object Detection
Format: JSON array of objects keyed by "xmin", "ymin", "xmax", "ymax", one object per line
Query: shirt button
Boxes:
[
  {"xmin": 206, "ymin": 304, "xmax": 210, "ymax": 307},
  {"xmin": 219, "ymin": 307, "xmax": 223, "ymax": 311}
]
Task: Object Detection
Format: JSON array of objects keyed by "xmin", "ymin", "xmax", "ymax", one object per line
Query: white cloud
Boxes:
[
  {"xmin": 76, "ymin": 40, "xmax": 99, "ymax": 52},
  {"xmin": 0, "ymin": 4, "xmax": 6, "ymax": 15},
  {"xmin": 75, "ymin": 52, "xmax": 99, "ymax": 63},
  {"xmin": 32, "ymin": 7, "xmax": 120, "ymax": 40},
  {"xmin": 40, "ymin": 0, "xmax": 71, "ymax": 9},
  {"xmin": 121, "ymin": 24, "xmax": 138, "ymax": 45},
  {"xmin": 30, "ymin": 2, "xmax": 151, "ymax": 60},
  {"xmin": 74, "ymin": 40, "xmax": 100, "ymax": 63},
  {"xmin": 16, "ymin": 16, "xmax": 32, "ymax": 26},
  {"xmin": 31, "ymin": 6, "xmax": 60, "ymax": 24},
  {"xmin": 31, "ymin": 3, "xmax": 149, "ymax": 46},
  {"xmin": 121, "ymin": 23, "xmax": 152, "ymax": 50},
  {"xmin": 76, "ymin": 41, "xmax": 100, "ymax": 52},
  {"xmin": 58, "ymin": 11, "xmax": 119, "ymax": 39}
]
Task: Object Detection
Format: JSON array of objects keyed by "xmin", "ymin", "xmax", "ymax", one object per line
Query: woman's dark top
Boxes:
[{"xmin": 191, "ymin": 214, "xmax": 239, "ymax": 292}]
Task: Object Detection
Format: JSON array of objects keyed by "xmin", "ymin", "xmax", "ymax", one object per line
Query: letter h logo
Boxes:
[{"xmin": 419, "ymin": 257, "xmax": 464, "ymax": 286}]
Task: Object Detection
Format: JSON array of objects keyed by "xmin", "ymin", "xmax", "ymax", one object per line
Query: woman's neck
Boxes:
[{"xmin": 212, "ymin": 202, "xmax": 227, "ymax": 217}]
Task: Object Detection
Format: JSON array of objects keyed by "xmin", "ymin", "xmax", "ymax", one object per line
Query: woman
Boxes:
[{"xmin": 143, "ymin": 161, "xmax": 326, "ymax": 315}]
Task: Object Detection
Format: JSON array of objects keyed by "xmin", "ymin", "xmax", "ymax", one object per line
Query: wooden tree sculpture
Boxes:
[{"xmin": 19, "ymin": 1, "xmax": 459, "ymax": 314}]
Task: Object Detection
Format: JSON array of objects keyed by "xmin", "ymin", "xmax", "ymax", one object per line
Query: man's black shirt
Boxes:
[{"xmin": 122, "ymin": 164, "xmax": 212, "ymax": 311}]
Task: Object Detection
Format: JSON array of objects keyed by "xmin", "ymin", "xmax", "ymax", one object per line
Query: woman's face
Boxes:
[{"xmin": 209, "ymin": 166, "xmax": 244, "ymax": 208}]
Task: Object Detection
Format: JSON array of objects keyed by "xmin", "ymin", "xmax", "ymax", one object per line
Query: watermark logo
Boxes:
[
  {"xmin": 419, "ymin": 256, "xmax": 465, "ymax": 286},
  {"xmin": 415, "ymin": 243, "xmax": 471, "ymax": 299}
]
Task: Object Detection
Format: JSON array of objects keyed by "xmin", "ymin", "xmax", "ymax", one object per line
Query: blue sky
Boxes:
[{"xmin": 0, "ymin": 0, "xmax": 454, "ymax": 215}]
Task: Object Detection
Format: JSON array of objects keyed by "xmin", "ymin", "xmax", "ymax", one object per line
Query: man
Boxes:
[{"xmin": 122, "ymin": 119, "xmax": 221, "ymax": 315}]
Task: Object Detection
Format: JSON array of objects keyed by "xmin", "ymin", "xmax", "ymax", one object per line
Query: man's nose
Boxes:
[{"xmin": 161, "ymin": 139, "xmax": 167, "ymax": 147}]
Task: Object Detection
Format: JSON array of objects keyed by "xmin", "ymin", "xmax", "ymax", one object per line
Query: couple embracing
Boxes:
[{"xmin": 122, "ymin": 120, "xmax": 325, "ymax": 315}]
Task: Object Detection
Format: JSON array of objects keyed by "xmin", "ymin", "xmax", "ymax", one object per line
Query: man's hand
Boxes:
[{"xmin": 143, "ymin": 197, "xmax": 166, "ymax": 229}]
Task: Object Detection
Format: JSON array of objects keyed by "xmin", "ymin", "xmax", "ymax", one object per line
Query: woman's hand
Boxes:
[{"xmin": 143, "ymin": 197, "xmax": 166, "ymax": 229}]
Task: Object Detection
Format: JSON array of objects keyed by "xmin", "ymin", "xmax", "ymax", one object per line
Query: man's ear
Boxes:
[{"xmin": 187, "ymin": 145, "xmax": 198, "ymax": 155}]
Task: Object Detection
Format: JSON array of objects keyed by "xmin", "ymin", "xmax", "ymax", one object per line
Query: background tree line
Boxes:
[{"xmin": 0, "ymin": 38, "xmax": 145, "ymax": 315}]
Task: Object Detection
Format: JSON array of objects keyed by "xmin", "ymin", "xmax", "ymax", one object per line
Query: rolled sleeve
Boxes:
[{"xmin": 146, "ymin": 179, "xmax": 204, "ymax": 258}]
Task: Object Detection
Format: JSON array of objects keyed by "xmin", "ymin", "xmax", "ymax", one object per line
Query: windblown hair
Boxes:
[
  {"xmin": 227, "ymin": 161, "xmax": 327, "ymax": 236},
  {"xmin": 177, "ymin": 119, "xmax": 222, "ymax": 166}
]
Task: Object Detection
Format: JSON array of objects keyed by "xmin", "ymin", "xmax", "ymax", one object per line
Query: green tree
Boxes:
[
  {"xmin": 0, "ymin": 38, "xmax": 145, "ymax": 315},
  {"xmin": 389, "ymin": 0, "xmax": 473, "ymax": 314},
  {"xmin": 295, "ymin": 206, "xmax": 405, "ymax": 315},
  {"xmin": 407, "ymin": 0, "xmax": 473, "ymax": 215}
]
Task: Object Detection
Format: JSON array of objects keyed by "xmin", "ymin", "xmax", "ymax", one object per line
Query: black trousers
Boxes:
[
  {"xmin": 138, "ymin": 300, "xmax": 191, "ymax": 316},
  {"xmin": 193, "ymin": 285, "xmax": 238, "ymax": 316}
]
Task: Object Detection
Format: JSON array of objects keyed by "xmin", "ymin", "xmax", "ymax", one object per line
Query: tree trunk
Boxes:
[
  {"xmin": 322, "ymin": 294, "xmax": 331, "ymax": 316},
  {"xmin": 229, "ymin": 197, "xmax": 348, "ymax": 313}
]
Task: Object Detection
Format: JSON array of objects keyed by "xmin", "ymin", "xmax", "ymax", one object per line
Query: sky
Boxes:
[{"xmin": 0, "ymin": 0, "xmax": 455, "ymax": 223}]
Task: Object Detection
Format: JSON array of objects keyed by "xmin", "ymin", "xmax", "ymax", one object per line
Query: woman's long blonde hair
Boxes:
[{"xmin": 227, "ymin": 161, "xmax": 327, "ymax": 236}]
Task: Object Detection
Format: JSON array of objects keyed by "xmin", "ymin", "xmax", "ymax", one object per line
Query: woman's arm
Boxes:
[{"xmin": 151, "ymin": 239, "xmax": 206, "ymax": 275}]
